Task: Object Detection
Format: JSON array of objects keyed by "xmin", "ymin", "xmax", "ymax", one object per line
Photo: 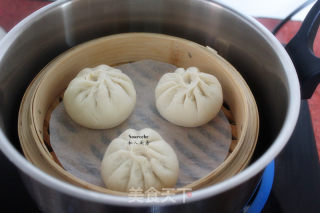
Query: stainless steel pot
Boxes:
[{"xmin": 0, "ymin": 0, "xmax": 318, "ymax": 212}]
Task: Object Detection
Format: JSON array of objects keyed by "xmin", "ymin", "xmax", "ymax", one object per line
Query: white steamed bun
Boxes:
[
  {"xmin": 155, "ymin": 67, "xmax": 223, "ymax": 127},
  {"xmin": 63, "ymin": 64, "xmax": 136, "ymax": 129},
  {"xmin": 101, "ymin": 128, "xmax": 179, "ymax": 192}
]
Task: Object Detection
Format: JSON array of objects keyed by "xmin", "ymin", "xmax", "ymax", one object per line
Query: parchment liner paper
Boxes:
[{"xmin": 48, "ymin": 60, "xmax": 232, "ymax": 188}]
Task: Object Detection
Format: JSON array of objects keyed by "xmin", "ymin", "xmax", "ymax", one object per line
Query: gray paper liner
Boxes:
[{"xmin": 49, "ymin": 60, "xmax": 232, "ymax": 188}]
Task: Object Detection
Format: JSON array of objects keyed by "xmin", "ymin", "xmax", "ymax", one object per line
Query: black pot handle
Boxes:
[{"xmin": 285, "ymin": 0, "xmax": 320, "ymax": 99}]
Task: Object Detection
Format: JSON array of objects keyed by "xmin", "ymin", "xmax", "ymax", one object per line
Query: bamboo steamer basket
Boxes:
[{"xmin": 18, "ymin": 33, "xmax": 259, "ymax": 196}]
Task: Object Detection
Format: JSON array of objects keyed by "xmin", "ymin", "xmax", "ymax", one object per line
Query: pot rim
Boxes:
[{"xmin": 0, "ymin": 0, "xmax": 300, "ymax": 207}]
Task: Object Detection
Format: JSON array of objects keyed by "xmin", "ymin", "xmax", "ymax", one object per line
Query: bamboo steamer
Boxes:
[{"xmin": 18, "ymin": 33, "xmax": 259, "ymax": 196}]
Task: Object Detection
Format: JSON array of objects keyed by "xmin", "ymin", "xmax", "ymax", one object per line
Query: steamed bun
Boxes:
[
  {"xmin": 155, "ymin": 67, "xmax": 223, "ymax": 127},
  {"xmin": 63, "ymin": 65, "xmax": 136, "ymax": 129},
  {"xmin": 101, "ymin": 128, "xmax": 179, "ymax": 192}
]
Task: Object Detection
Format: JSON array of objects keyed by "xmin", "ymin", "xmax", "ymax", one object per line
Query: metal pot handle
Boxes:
[{"xmin": 285, "ymin": 0, "xmax": 320, "ymax": 99}]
